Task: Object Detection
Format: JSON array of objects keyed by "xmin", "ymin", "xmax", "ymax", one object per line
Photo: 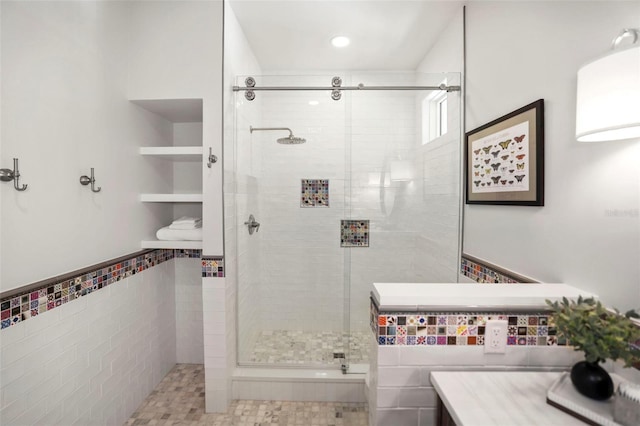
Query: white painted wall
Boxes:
[
  {"xmin": 0, "ymin": 260, "xmax": 176, "ymax": 426},
  {"xmin": 0, "ymin": 1, "xmax": 172, "ymax": 291},
  {"xmin": 464, "ymin": 1, "xmax": 640, "ymax": 311}
]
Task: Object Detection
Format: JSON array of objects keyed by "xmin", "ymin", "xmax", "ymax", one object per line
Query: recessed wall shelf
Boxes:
[
  {"xmin": 140, "ymin": 146, "xmax": 203, "ymax": 161},
  {"xmin": 133, "ymin": 97, "xmax": 205, "ymax": 250},
  {"xmin": 140, "ymin": 194, "xmax": 203, "ymax": 203},
  {"xmin": 130, "ymin": 98, "xmax": 203, "ymax": 122},
  {"xmin": 141, "ymin": 240, "xmax": 202, "ymax": 249}
]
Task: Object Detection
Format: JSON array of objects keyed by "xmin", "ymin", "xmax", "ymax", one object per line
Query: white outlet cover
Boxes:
[{"xmin": 484, "ymin": 319, "xmax": 508, "ymax": 354}]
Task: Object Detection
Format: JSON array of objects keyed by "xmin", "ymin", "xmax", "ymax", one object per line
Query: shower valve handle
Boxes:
[{"xmin": 244, "ymin": 214, "xmax": 260, "ymax": 235}]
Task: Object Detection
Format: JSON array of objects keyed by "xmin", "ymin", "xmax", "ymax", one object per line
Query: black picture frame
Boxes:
[{"xmin": 465, "ymin": 99, "xmax": 544, "ymax": 206}]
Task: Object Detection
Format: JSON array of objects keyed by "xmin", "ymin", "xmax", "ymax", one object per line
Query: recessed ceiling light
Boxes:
[
  {"xmin": 308, "ymin": 100, "xmax": 319, "ymax": 106},
  {"xmin": 331, "ymin": 36, "xmax": 350, "ymax": 48}
]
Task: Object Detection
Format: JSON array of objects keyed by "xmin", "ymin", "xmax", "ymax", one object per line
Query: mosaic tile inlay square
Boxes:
[
  {"xmin": 202, "ymin": 256, "xmax": 225, "ymax": 277},
  {"xmin": 341, "ymin": 220, "xmax": 369, "ymax": 247},
  {"xmin": 301, "ymin": 179, "xmax": 329, "ymax": 207}
]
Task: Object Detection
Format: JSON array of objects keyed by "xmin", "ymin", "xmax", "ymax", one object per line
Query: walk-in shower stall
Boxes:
[{"xmin": 228, "ymin": 73, "xmax": 462, "ymax": 372}]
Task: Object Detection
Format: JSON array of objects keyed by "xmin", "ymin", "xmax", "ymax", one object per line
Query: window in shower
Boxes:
[{"xmin": 422, "ymin": 79, "xmax": 449, "ymax": 144}]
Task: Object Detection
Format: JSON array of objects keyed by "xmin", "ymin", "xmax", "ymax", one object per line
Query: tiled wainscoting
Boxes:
[
  {"xmin": 0, "ymin": 249, "xmax": 221, "ymax": 425},
  {"xmin": 460, "ymin": 254, "xmax": 538, "ymax": 284},
  {"xmin": 367, "ymin": 299, "xmax": 583, "ymax": 426}
]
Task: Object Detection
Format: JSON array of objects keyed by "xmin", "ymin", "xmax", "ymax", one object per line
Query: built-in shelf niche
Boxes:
[{"xmin": 132, "ymin": 98, "xmax": 204, "ymax": 250}]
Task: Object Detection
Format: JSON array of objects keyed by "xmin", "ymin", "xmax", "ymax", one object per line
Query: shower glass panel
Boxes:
[{"xmin": 233, "ymin": 73, "xmax": 461, "ymax": 369}]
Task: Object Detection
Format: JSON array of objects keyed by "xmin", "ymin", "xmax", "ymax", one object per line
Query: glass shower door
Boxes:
[{"xmin": 235, "ymin": 75, "xmax": 350, "ymax": 368}]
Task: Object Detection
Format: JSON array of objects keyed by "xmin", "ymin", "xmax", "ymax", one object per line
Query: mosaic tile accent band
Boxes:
[
  {"xmin": 202, "ymin": 256, "xmax": 225, "ymax": 277},
  {"xmin": 460, "ymin": 254, "xmax": 538, "ymax": 284},
  {"xmin": 0, "ymin": 249, "xmax": 212, "ymax": 331},
  {"xmin": 175, "ymin": 249, "xmax": 202, "ymax": 259},
  {"xmin": 369, "ymin": 299, "xmax": 564, "ymax": 347},
  {"xmin": 301, "ymin": 179, "xmax": 329, "ymax": 207},
  {"xmin": 340, "ymin": 220, "xmax": 369, "ymax": 247}
]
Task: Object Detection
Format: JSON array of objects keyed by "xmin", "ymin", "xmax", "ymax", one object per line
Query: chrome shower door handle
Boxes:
[{"xmin": 244, "ymin": 214, "xmax": 260, "ymax": 235}]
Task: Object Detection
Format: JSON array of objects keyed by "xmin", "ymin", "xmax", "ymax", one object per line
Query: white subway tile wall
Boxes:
[
  {"xmin": 369, "ymin": 344, "xmax": 583, "ymax": 426},
  {"xmin": 0, "ymin": 260, "xmax": 177, "ymax": 426},
  {"xmin": 175, "ymin": 258, "xmax": 205, "ymax": 364}
]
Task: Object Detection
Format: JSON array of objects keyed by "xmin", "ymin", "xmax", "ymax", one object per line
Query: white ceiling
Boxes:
[{"xmin": 228, "ymin": 0, "xmax": 464, "ymax": 72}]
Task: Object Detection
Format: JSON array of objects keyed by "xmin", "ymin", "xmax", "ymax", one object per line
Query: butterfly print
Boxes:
[
  {"xmin": 509, "ymin": 169, "xmax": 514, "ymax": 173},
  {"xmin": 481, "ymin": 183, "xmax": 486, "ymax": 187},
  {"xmin": 474, "ymin": 149, "xmax": 481, "ymax": 155},
  {"xmin": 485, "ymin": 168, "xmax": 492, "ymax": 174},
  {"xmin": 491, "ymin": 163, "xmax": 501, "ymax": 171},
  {"xmin": 516, "ymin": 154, "xmax": 526, "ymax": 160},
  {"xmin": 491, "ymin": 151, "xmax": 500, "ymax": 158},
  {"xmin": 498, "ymin": 140, "xmax": 512, "ymax": 150},
  {"xmin": 501, "ymin": 180, "xmax": 507, "ymax": 185},
  {"xmin": 514, "ymin": 174, "xmax": 525, "ymax": 182},
  {"xmin": 501, "ymin": 155, "xmax": 509, "ymax": 161},
  {"xmin": 474, "ymin": 171, "xmax": 480, "ymax": 176},
  {"xmin": 519, "ymin": 146, "xmax": 523, "ymax": 150},
  {"xmin": 508, "ymin": 180, "xmax": 514, "ymax": 184},
  {"xmin": 486, "ymin": 182, "xmax": 491, "ymax": 186},
  {"xmin": 474, "ymin": 164, "xmax": 481, "ymax": 168},
  {"xmin": 517, "ymin": 163, "xmax": 525, "ymax": 170},
  {"xmin": 514, "ymin": 134, "xmax": 525, "ymax": 143},
  {"xmin": 482, "ymin": 146, "xmax": 492, "ymax": 154},
  {"xmin": 491, "ymin": 176, "xmax": 501, "ymax": 184},
  {"xmin": 484, "ymin": 159, "xmax": 491, "ymax": 164},
  {"xmin": 473, "ymin": 180, "xmax": 481, "ymax": 187}
]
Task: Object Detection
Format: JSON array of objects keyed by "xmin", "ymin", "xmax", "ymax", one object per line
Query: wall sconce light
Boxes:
[{"xmin": 576, "ymin": 28, "xmax": 640, "ymax": 142}]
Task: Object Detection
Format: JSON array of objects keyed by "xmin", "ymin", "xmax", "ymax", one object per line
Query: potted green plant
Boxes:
[{"xmin": 546, "ymin": 296, "xmax": 640, "ymax": 400}]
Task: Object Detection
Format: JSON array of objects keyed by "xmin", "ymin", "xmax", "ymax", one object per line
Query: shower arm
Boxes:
[{"xmin": 250, "ymin": 126, "xmax": 293, "ymax": 137}]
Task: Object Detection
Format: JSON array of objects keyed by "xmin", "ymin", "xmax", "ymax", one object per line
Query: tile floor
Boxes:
[
  {"xmin": 125, "ymin": 364, "xmax": 369, "ymax": 426},
  {"xmin": 248, "ymin": 330, "xmax": 370, "ymax": 365}
]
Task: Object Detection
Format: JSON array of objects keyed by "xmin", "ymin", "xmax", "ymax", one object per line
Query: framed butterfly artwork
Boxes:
[{"xmin": 465, "ymin": 99, "xmax": 544, "ymax": 206}]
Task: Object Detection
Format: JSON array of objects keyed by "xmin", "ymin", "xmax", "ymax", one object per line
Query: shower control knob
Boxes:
[
  {"xmin": 331, "ymin": 90, "xmax": 342, "ymax": 101},
  {"xmin": 331, "ymin": 76, "xmax": 342, "ymax": 87},
  {"xmin": 245, "ymin": 76, "xmax": 256, "ymax": 87},
  {"xmin": 244, "ymin": 214, "xmax": 260, "ymax": 235},
  {"xmin": 245, "ymin": 90, "xmax": 256, "ymax": 101}
]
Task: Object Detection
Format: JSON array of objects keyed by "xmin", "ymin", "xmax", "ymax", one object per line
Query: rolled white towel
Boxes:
[
  {"xmin": 156, "ymin": 226, "xmax": 203, "ymax": 241},
  {"xmin": 169, "ymin": 216, "xmax": 202, "ymax": 230},
  {"xmin": 170, "ymin": 221, "xmax": 202, "ymax": 230},
  {"xmin": 171, "ymin": 216, "xmax": 201, "ymax": 225}
]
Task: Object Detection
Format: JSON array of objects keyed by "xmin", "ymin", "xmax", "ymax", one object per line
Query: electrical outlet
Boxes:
[{"xmin": 484, "ymin": 320, "xmax": 508, "ymax": 354}]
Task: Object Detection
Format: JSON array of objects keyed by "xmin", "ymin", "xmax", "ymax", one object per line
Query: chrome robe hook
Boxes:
[
  {"xmin": 0, "ymin": 158, "xmax": 28, "ymax": 191},
  {"xmin": 79, "ymin": 168, "xmax": 101, "ymax": 192}
]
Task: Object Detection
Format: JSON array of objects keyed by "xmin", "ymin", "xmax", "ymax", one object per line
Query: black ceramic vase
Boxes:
[{"xmin": 570, "ymin": 359, "xmax": 614, "ymax": 400}]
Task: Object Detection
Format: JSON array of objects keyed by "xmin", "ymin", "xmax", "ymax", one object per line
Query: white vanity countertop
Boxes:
[
  {"xmin": 372, "ymin": 283, "xmax": 596, "ymax": 311},
  {"xmin": 430, "ymin": 371, "xmax": 585, "ymax": 426}
]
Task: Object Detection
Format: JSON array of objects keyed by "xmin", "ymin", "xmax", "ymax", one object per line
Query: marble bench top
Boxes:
[
  {"xmin": 372, "ymin": 283, "xmax": 596, "ymax": 311},
  {"xmin": 430, "ymin": 371, "xmax": 586, "ymax": 426}
]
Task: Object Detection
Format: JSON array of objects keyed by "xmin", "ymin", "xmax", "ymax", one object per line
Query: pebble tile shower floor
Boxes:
[
  {"xmin": 249, "ymin": 331, "xmax": 370, "ymax": 365},
  {"xmin": 125, "ymin": 364, "xmax": 368, "ymax": 426}
]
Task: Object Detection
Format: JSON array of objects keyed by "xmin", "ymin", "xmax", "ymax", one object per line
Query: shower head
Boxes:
[
  {"xmin": 276, "ymin": 135, "xmax": 306, "ymax": 145},
  {"xmin": 250, "ymin": 126, "xmax": 306, "ymax": 144}
]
